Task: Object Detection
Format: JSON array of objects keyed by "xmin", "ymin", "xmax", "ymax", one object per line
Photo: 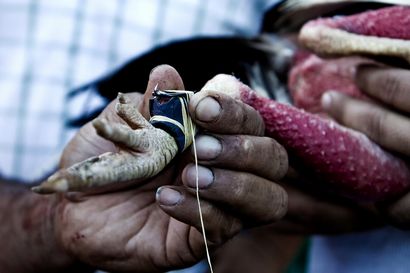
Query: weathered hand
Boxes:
[
  {"xmin": 50, "ymin": 65, "xmax": 288, "ymax": 272},
  {"xmin": 321, "ymin": 66, "xmax": 410, "ymax": 229}
]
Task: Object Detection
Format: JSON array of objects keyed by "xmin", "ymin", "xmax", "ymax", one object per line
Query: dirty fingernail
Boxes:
[
  {"xmin": 193, "ymin": 135, "xmax": 222, "ymax": 160},
  {"xmin": 195, "ymin": 97, "xmax": 221, "ymax": 122},
  {"xmin": 185, "ymin": 165, "xmax": 214, "ymax": 189},
  {"xmin": 156, "ymin": 187, "xmax": 181, "ymax": 206}
]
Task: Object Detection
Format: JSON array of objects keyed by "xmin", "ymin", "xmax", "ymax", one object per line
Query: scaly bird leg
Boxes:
[{"xmin": 32, "ymin": 93, "xmax": 179, "ymax": 194}]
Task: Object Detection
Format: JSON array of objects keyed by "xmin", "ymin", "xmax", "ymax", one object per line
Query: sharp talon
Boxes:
[
  {"xmin": 115, "ymin": 102, "xmax": 122, "ymax": 114},
  {"xmin": 92, "ymin": 118, "xmax": 103, "ymax": 127},
  {"xmin": 31, "ymin": 178, "xmax": 69, "ymax": 194},
  {"xmin": 31, "ymin": 186, "xmax": 54, "ymax": 194},
  {"xmin": 93, "ymin": 118, "xmax": 112, "ymax": 136},
  {"xmin": 117, "ymin": 92, "xmax": 130, "ymax": 104}
]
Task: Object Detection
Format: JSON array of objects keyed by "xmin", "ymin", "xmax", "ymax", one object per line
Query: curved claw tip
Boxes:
[
  {"xmin": 31, "ymin": 186, "xmax": 54, "ymax": 194},
  {"xmin": 117, "ymin": 92, "xmax": 129, "ymax": 104},
  {"xmin": 92, "ymin": 118, "xmax": 112, "ymax": 136},
  {"xmin": 31, "ymin": 178, "xmax": 69, "ymax": 195}
]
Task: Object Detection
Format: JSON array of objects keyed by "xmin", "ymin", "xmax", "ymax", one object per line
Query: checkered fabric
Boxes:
[{"xmin": 0, "ymin": 0, "xmax": 278, "ymax": 182}]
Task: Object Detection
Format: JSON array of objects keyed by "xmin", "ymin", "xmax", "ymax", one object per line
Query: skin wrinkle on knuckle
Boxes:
[
  {"xmin": 232, "ymin": 176, "xmax": 282, "ymax": 223},
  {"xmin": 365, "ymin": 108, "xmax": 388, "ymax": 144},
  {"xmin": 239, "ymin": 102, "xmax": 250, "ymax": 132},
  {"xmin": 232, "ymin": 100, "xmax": 259, "ymax": 135},
  {"xmin": 232, "ymin": 173, "xmax": 254, "ymax": 204},
  {"xmin": 277, "ymin": 144, "xmax": 289, "ymax": 179},
  {"xmin": 266, "ymin": 138, "xmax": 284, "ymax": 180},
  {"xmin": 269, "ymin": 188, "xmax": 288, "ymax": 221},
  {"xmin": 380, "ymin": 73, "xmax": 403, "ymax": 106},
  {"xmin": 233, "ymin": 135, "xmax": 281, "ymax": 180},
  {"xmin": 243, "ymin": 103, "xmax": 264, "ymax": 135},
  {"xmin": 238, "ymin": 136, "xmax": 254, "ymax": 168},
  {"xmin": 244, "ymin": 136, "xmax": 287, "ymax": 181}
]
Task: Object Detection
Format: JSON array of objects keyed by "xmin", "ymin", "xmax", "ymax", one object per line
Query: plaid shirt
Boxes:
[{"xmin": 0, "ymin": 0, "xmax": 277, "ymax": 182}]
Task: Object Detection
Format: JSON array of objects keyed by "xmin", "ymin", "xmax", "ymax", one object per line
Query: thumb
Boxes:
[{"xmin": 140, "ymin": 64, "xmax": 185, "ymax": 118}]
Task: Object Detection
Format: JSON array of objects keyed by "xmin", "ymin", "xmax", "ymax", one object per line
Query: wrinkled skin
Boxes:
[{"xmin": 53, "ymin": 65, "xmax": 289, "ymax": 272}]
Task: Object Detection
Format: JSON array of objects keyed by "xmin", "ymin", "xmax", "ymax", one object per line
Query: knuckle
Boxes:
[
  {"xmin": 267, "ymin": 137, "xmax": 279, "ymax": 153},
  {"xmin": 381, "ymin": 75, "xmax": 403, "ymax": 105},
  {"xmin": 231, "ymin": 135, "xmax": 255, "ymax": 169},
  {"xmin": 239, "ymin": 102, "xmax": 264, "ymax": 135},
  {"xmin": 231, "ymin": 175, "xmax": 248, "ymax": 202},
  {"xmin": 365, "ymin": 109, "xmax": 388, "ymax": 143},
  {"xmin": 268, "ymin": 187, "xmax": 288, "ymax": 221},
  {"xmin": 266, "ymin": 138, "xmax": 288, "ymax": 179},
  {"xmin": 237, "ymin": 102, "xmax": 250, "ymax": 129},
  {"xmin": 239, "ymin": 136, "xmax": 254, "ymax": 160}
]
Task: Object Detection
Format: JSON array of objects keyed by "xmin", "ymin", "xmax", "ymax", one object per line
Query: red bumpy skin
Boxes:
[
  {"xmin": 307, "ymin": 6, "xmax": 410, "ymax": 40},
  {"xmin": 204, "ymin": 75, "xmax": 410, "ymax": 202},
  {"xmin": 299, "ymin": 6, "xmax": 410, "ymax": 63},
  {"xmin": 288, "ymin": 54, "xmax": 374, "ymax": 113}
]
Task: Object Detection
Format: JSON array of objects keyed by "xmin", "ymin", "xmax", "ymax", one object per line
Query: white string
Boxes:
[
  {"xmin": 190, "ymin": 125, "xmax": 214, "ymax": 273},
  {"xmin": 157, "ymin": 89, "xmax": 213, "ymax": 271}
]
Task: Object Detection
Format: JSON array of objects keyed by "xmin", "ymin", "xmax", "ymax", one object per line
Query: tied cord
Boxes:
[{"xmin": 149, "ymin": 89, "xmax": 196, "ymax": 152}]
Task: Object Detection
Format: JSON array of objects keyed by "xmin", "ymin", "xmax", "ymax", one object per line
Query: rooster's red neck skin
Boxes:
[
  {"xmin": 235, "ymin": 80, "xmax": 410, "ymax": 202},
  {"xmin": 307, "ymin": 6, "xmax": 410, "ymax": 40}
]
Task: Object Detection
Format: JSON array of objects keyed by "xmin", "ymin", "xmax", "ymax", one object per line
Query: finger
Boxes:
[
  {"xmin": 379, "ymin": 191, "xmax": 410, "ymax": 230},
  {"xmin": 322, "ymin": 91, "xmax": 410, "ymax": 156},
  {"xmin": 189, "ymin": 90, "xmax": 265, "ymax": 136},
  {"xmin": 357, "ymin": 66, "xmax": 410, "ymax": 113},
  {"xmin": 181, "ymin": 164, "xmax": 288, "ymax": 224},
  {"xmin": 116, "ymin": 93, "xmax": 151, "ymax": 129},
  {"xmin": 92, "ymin": 118, "xmax": 150, "ymax": 152},
  {"xmin": 193, "ymin": 134, "xmax": 288, "ymax": 181},
  {"xmin": 156, "ymin": 186, "xmax": 243, "ymax": 245},
  {"xmin": 141, "ymin": 65, "xmax": 185, "ymax": 118}
]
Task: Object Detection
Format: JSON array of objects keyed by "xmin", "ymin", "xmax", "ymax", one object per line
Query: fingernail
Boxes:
[
  {"xmin": 185, "ymin": 165, "xmax": 214, "ymax": 189},
  {"xmin": 156, "ymin": 187, "xmax": 181, "ymax": 206},
  {"xmin": 195, "ymin": 97, "xmax": 221, "ymax": 122},
  {"xmin": 321, "ymin": 92, "xmax": 334, "ymax": 110},
  {"xmin": 193, "ymin": 135, "xmax": 222, "ymax": 160}
]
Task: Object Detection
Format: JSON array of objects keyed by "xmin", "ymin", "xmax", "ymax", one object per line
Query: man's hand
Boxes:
[
  {"xmin": 321, "ymin": 66, "xmax": 410, "ymax": 229},
  {"xmin": 50, "ymin": 65, "xmax": 288, "ymax": 272}
]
